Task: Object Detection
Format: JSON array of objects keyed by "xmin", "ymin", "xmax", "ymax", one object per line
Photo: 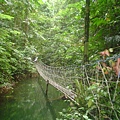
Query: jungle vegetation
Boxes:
[{"xmin": 0, "ymin": 0, "xmax": 120, "ymax": 119}]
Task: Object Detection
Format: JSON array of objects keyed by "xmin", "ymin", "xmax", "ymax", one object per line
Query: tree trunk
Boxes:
[{"xmin": 84, "ymin": 0, "xmax": 90, "ymax": 63}]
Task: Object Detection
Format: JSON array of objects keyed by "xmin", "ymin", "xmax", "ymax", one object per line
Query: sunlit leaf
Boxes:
[
  {"xmin": 0, "ymin": 13, "xmax": 14, "ymax": 20},
  {"xmin": 87, "ymin": 99, "xmax": 93, "ymax": 108}
]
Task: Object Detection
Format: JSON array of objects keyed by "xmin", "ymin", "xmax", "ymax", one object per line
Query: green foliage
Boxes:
[
  {"xmin": 0, "ymin": 13, "xmax": 14, "ymax": 20},
  {"xmin": 0, "ymin": 0, "xmax": 120, "ymax": 119},
  {"xmin": 58, "ymin": 79, "xmax": 120, "ymax": 120},
  {"xmin": 0, "ymin": 0, "xmax": 39, "ymax": 83},
  {"xmin": 34, "ymin": 0, "xmax": 85, "ymax": 66},
  {"xmin": 89, "ymin": 0, "xmax": 120, "ymax": 58}
]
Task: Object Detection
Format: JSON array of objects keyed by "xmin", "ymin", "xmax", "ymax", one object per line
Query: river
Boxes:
[{"xmin": 0, "ymin": 77, "xmax": 68, "ymax": 120}]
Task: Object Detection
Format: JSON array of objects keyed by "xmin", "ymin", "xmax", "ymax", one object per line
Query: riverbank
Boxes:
[{"xmin": 0, "ymin": 72, "xmax": 39, "ymax": 95}]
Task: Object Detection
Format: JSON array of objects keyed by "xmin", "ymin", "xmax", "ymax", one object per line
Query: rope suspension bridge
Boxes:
[{"xmin": 35, "ymin": 53, "xmax": 120, "ymax": 119}]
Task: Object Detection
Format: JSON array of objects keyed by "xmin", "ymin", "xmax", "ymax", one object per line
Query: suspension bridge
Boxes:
[
  {"xmin": 35, "ymin": 61, "xmax": 77, "ymax": 101},
  {"xmin": 35, "ymin": 53, "xmax": 120, "ymax": 100},
  {"xmin": 32, "ymin": 49, "xmax": 120, "ymax": 120}
]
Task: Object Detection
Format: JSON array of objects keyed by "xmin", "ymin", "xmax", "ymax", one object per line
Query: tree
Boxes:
[
  {"xmin": 84, "ymin": 0, "xmax": 90, "ymax": 63},
  {"xmin": 0, "ymin": 0, "xmax": 41, "ymax": 83}
]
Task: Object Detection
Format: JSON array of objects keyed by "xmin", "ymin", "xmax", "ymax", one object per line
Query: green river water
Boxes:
[{"xmin": 0, "ymin": 78, "xmax": 68, "ymax": 120}]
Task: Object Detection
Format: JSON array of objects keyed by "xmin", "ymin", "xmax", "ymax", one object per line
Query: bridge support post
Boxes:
[{"xmin": 46, "ymin": 80, "xmax": 49, "ymax": 96}]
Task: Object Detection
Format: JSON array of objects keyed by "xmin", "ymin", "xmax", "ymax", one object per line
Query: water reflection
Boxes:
[
  {"xmin": 38, "ymin": 79, "xmax": 56, "ymax": 120},
  {"xmin": 0, "ymin": 78, "xmax": 68, "ymax": 120}
]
